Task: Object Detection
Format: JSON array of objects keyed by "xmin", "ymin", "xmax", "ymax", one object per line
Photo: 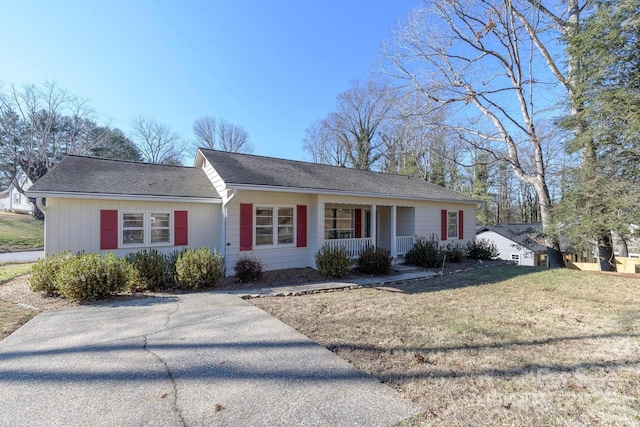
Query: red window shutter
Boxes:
[
  {"xmin": 458, "ymin": 210, "xmax": 464, "ymax": 240},
  {"xmin": 296, "ymin": 205, "xmax": 307, "ymax": 248},
  {"xmin": 240, "ymin": 203, "xmax": 253, "ymax": 251},
  {"xmin": 354, "ymin": 208, "xmax": 362, "ymax": 238},
  {"xmin": 441, "ymin": 209, "xmax": 447, "ymax": 241},
  {"xmin": 174, "ymin": 211, "xmax": 188, "ymax": 246},
  {"xmin": 100, "ymin": 210, "xmax": 118, "ymax": 250}
]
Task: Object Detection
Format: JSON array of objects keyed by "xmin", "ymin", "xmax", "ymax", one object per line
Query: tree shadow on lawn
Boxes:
[
  {"xmin": 326, "ymin": 330, "xmax": 640, "ymax": 381},
  {"xmin": 382, "ymin": 264, "xmax": 546, "ymax": 295}
]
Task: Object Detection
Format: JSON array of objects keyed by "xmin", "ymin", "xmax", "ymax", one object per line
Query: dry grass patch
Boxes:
[{"xmin": 252, "ymin": 266, "xmax": 640, "ymax": 426}]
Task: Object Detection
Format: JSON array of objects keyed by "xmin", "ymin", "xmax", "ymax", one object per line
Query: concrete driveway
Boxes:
[
  {"xmin": 0, "ymin": 250, "xmax": 44, "ymax": 263},
  {"xmin": 0, "ymin": 292, "xmax": 423, "ymax": 426}
]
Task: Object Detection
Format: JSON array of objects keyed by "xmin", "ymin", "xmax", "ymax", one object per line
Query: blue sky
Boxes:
[{"xmin": 0, "ymin": 1, "xmax": 418, "ymax": 163}]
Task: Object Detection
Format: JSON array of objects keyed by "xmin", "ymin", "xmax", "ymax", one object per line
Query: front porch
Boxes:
[{"xmin": 321, "ymin": 204, "xmax": 415, "ymax": 259}]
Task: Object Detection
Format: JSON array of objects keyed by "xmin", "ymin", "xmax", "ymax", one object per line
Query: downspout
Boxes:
[
  {"xmin": 35, "ymin": 197, "xmax": 46, "ymax": 214},
  {"xmin": 221, "ymin": 189, "xmax": 237, "ymax": 275}
]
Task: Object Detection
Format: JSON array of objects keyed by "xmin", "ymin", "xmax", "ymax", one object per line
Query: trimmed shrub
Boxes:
[
  {"xmin": 466, "ymin": 238, "xmax": 499, "ymax": 260},
  {"xmin": 406, "ymin": 236, "xmax": 444, "ymax": 268},
  {"xmin": 56, "ymin": 252, "xmax": 131, "ymax": 301},
  {"xmin": 126, "ymin": 249, "xmax": 172, "ymax": 292},
  {"xmin": 234, "ymin": 256, "xmax": 263, "ymax": 283},
  {"xmin": 357, "ymin": 246, "xmax": 392, "ymax": 275},
  {"xmin": 166, "ymin": 248, "xmax": 188, "ymax": 283},
  {"xmin": 29, "ymin": 251, "xmax": 73, "ymax": 296},
  {"xmin": 443, "ymin": 242, "xmax": 465, "ymax": 263},
  {"xmin": 174, "ymin": 247, "xmax": 224, "ymax": 290},
  {"xmin": 315, "ymin": 245, "xmax": 351, "ymax": 278}
]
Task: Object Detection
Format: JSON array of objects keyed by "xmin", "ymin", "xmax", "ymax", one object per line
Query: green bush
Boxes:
[
  {"xmin": 357, "ymin": 246, "xmax": 392, "ymax": 275},
  {"xmin": 29, "ymin": 251, "xmax": 73, "ymax": 296},
  {"xmin": 126, "ymin": 249, "xmax": 171, "ymax": 292},
  {"xmin": 466, "ymin": 238, "xmax": 500, "ymax": 260},
  {"xmin": 443, "ymin": 242, "xmax": 465, "ymax": 263},
  {"xmin": 234, "ymin": 255, "xmax": 263, "ymax": 283},
  {"xmin": 315, "ymin": 245, "xmax": 351, "ymax": 278},
  {"xmin": 167, "ymin": 248, "xmax": 188, "ymax": 284},
  {"xmin": 406, "ymin": 236, "xmax": 444, "ymax": 268},
  {"xmin": 56, "ymin": 252, "xmax": 131, "ymax": 301},
  {"xmin": 174, "ymin": 247, "xmax": 224, "ymax": 290}
]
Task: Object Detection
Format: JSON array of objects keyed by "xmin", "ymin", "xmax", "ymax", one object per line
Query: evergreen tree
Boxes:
[{"xmin": 557, "ymin": 0, "xmax": 640, "ymax": 269}]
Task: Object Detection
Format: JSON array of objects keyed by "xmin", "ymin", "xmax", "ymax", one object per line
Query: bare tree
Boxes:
[
  {"xmin": 193, "ymin": 115, "xmax": 217, "ymax": 149},
  {"xmin": 217, "ymin": 119, "xmax": 254, "ymax": 153},
  {"xmin": 0, "ymin": 81, "xmax": 106, "ymax": 217},
  {"xmin": 192, "ymin": 115, "xmax": 253, "ymax": 153},
  {"xmin": 383, "ymin": 0, "xmax": 572, "ymax": 266},
  {"xmin": 302, "ymin": 119, "xmax": 348, "ymax": 166},
  {"xmin": 130, "ymin": 116, "xmax": 184, "ymax": 165},
  {"xmin": 303, "ymin": 79, "xmax": 391, "ymax": 171}
]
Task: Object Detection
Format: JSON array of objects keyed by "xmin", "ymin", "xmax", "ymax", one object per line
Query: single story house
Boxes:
[
  {"xmin": 27, "ymin": 149, "xmax": 478, "ymax": 275},
  {"xmin": 0, "ymin": 170, "xmax": 34, "ymax": 214},
  {"xmin": 476, "ymin": 223, "xmax": 547, "ymax": 266}
]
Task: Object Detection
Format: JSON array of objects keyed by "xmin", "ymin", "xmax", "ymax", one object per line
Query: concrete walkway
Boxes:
[
  {"xmin": 224, "ymin": 268, "xmax": 438, "ymax": 298},
  {"xmin": 0, "ymin": 292, "xmax": 424, "ymax": 426}
]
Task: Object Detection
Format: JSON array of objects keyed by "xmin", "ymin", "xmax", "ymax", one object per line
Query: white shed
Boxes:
[{"xmin": 476, "ymin": 223, "xmax": 547, "ymax": 267}]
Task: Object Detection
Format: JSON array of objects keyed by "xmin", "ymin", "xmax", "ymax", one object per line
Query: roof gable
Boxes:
[
  {"xmin": 199, "ymin": 149, "xmax": 476, "ymax": 203},
  {"xmin": 28, "ymin": 155, "xmax": 220, "ymax": 200}
]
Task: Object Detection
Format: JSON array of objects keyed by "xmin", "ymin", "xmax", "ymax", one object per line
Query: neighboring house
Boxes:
[
  {"xmin": 476, "ymin": 223, "xmax": 548, "ymax": 267},
  {"xmin": 27, "ymin": 149, "xmax": 478, "ymax": 275},
  {"xmin": 0, "ymin": 170, "xmax": 34, "ymax": 214}
]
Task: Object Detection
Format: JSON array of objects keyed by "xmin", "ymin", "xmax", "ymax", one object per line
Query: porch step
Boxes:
[{"xmin": 392, "ymin": 263, "xmax": 419, "ymax": 273}]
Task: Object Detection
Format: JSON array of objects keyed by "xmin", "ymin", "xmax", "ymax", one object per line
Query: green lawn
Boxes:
[
  {"xmin": 0, "ymin": 212, "xmax": 44, "ymax": 252},
  {"xmin": 253, "ymin": 266, "xmax": 640, "ymax": 426},
  {"xmin": 0, "ymin": 263, "xmax": 34, "ymax": 284}
]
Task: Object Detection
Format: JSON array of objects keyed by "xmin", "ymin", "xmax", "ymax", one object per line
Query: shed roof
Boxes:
[
  {"xmin": 476, "ymin": 223, "xmax": 547, "ymax": 253},
  {"xmin": 28, "ymin": 155, "xmax": 220, "ymax": 200},
  {"xmin": 199, "ymin": 149, "xmax": 476, "ymax": 203}
]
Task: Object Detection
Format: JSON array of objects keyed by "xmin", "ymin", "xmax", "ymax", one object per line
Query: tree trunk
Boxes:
[
  {"xmin": 534, "ymin": 177, "xmax": 565, "ymax": 268},
  {"xmin": 597, "ymin": 232, "xmax": 617, "ymax": 272},
  {"xmin": 618, "ymin": 237, "xmax": 629, "ymax": 258}
]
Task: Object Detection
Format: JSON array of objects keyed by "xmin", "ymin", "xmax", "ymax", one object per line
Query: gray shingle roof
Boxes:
[
  {"xmin": 28, "ymin": 155, "xmax": 220, "ymax": 199},
  {"xmin": 200, "ymin": 149, "xmax": 476, "ymax": 203},
  {"xmin": 476, "ymin": 223, "xmax": 547, "ymax": 252}
]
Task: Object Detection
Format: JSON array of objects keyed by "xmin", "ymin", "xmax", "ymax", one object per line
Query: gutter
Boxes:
[
  {"xmin": 226, "ymin": 183, "xmax": 481, "ymax": 205},
  {"xmin": 221, "ymin": 189, "xmax": 238, "ymax": 273},
  {"xmin": 35, "ymin": 197, "xmax": 46, "ymax": 214},
  {"xmin": 26, "ymin": 191, "xmax": 221, "ymax": 204}
]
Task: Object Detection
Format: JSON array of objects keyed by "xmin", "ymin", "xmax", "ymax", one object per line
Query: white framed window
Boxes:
[
  {"xmin": 447, "ymin": 211, "xmax": 458, "ymax": 238},
  {"xmin": 120, "ymin": 211, "xmax": 172, "ymax": 247},
  {"xmin": 13, "ymin": 192, "xmax": 21, "ymax": 205},
  {"xmin": 511, "ymin": 253, "xmax": 521, "ymax": 265},
  {"xmin": 255, "ymin": 206, "xmax": 295, "ymax": 247},
  {"xmin": 324, "ymin": 208, "xmax": 354, "ymax": 239}
]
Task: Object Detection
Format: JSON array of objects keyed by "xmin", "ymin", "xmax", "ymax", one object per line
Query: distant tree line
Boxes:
[
  {"xmin": 0, "ymin": 80, "xmax": 253, "ymax": 218},
  {"xmin": 302, "ymin": 0, "xmax": 640, "ymax": 270}
]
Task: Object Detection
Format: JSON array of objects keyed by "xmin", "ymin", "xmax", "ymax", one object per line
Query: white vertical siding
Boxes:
[
  {"xmin": 396, "ymin": 207, "xmax": 414, "ymax": 236},
  {"xmin": 225, "ymin": 191, "xmax": 313, "ymax": 274},
  {"xmin": 414, "ymin": 201, "xmax": 475, "ymax": 246},
  {"xmin": 45, "ymin": 198, "xmax": 220, "ymax": 259},
  {"xmin": 476, "ymin": 230, "xmax": 536, "ymax": 266},
  {"xmin": 377, "ymin": 206, "xmax": 392, "ymax": 249}
]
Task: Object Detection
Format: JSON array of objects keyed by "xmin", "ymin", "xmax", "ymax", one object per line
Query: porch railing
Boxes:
[
  {"xmin": 323, "ymin": 238, "xmax": 372, "ymax": 259},
  {"xmin": 396, "ymin": 236, "xmax": 415, "ymax": 256}
]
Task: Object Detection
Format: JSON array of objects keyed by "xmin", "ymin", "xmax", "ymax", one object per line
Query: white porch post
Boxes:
[
  {"xmin": 371, "ymin": 204, "xmax": 377, "ymax": 248},
  {"xmin": 390, "ymin": 205, "xmax": 397, "ymax": 257}
]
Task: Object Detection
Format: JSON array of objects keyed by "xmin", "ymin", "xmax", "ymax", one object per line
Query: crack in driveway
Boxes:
[{"xmin": 142, "ymin": 300, "xmax": 186, "ymax": 427}]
